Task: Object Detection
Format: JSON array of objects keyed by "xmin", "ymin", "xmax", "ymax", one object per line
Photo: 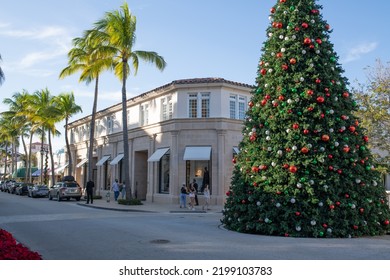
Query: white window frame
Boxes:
[
  {"xmin": 229, "ymin": 94, "xmax": 247, "ymax": 120},
  {"xmin": 140, "ymin": 103, "xmax": 149, "ymax": 126},
  {"xmin": 188, "ymin": 92, "xmax": 210, "ymax": 118},
  {"xmin": 161, "ymin": 95, "xmax": 173, "ymax": 121}
]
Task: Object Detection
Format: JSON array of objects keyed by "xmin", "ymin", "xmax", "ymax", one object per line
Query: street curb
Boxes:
[{"xmin": 77, "ymin": 203, "xmax": 156, "ymax": 213}]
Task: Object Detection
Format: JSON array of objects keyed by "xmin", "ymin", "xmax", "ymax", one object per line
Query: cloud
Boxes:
[
  {"xmin": 0, "ymin": 24, "xmax": 72, "ymax": 76},
  {"xmin": 342, "ymin": 42, "xmax": 378, "ymax": 63}
]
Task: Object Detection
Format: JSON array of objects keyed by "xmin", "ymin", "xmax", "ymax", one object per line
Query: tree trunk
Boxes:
[
  {"xmin": 65, "ymin": 117, "xmax": 72, "ymax": 176},
  {"xmin": 48, "ymin": 131, "xmax": 56, "ymax": 186},
  {"xmin": 87, "ymin": 76, "xmax": 99, "ymax": 183},
  {"xmin": 122, "ymin": 61, "xmax": 131, "ymax": 200}
]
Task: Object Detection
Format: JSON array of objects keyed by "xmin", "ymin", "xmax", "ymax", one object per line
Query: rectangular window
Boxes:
[
  {"xmin": 140, "ymin": 104, "xmax": 149, "ymax": 126},
  {"xmin": 201, "ymin": 93, "xmax": 210, "ymax": 118},
  {"xmin": 229, "ymin": 94, "xmax": 247, "ymax": 120},
  {"xmin": 188, "ymin": 92, "xmax": 211, "ymax": 118},
  {"xmin": 188, "ymin": 93, "xmax": 198, "ymax": 118},
  {"xmin": 107, "ymin": 115, "xmax": 114, "ymax": 133},
  {"xmin": 230, "ymin": 95, "xmax": 236, "ymax": 119},
  {"xmin": 161, "ymin": 96, "xmax": 173, "ymax": 121},
  {"xmin": 238, "ymin": 96, "xmax": 246, "ymax": 120}
]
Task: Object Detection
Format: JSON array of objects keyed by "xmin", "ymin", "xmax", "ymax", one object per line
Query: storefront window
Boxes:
[
  {"xmin": 159, "ymin": 152, "xmax": 170, "ymax": 193},
  {"xmin": 186, "ymin": 160, "xmax": 210, "ymax": 194}
]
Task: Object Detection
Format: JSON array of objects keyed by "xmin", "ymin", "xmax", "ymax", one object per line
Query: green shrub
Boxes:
[{"xmin": 117, "ymin": 198, "xmax": 143, "ymax": 205}]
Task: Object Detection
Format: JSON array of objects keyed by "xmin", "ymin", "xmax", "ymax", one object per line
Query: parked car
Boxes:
[
  {"xmin": 48, "ymin": 177, "xmax": 82, "ymax": 201},
  {"xmin": 7, "ymin": 182, "xmax": 21, "ymax": 194},
  {"xmin": 1, "ymin": 180, "xmax": 15, "ymax": 192},
  {"xmin": 15, "ymin": 183, "xmax": 34, "ymax": 196},
  {"xmin": 28, "ymin": 184, "xmax": 49, "ymax": 198}
]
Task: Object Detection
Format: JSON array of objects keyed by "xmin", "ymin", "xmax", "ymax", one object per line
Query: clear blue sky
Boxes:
[{"xmin": 1, "ymin": 0, "xmax": 389, "ymax": 150}]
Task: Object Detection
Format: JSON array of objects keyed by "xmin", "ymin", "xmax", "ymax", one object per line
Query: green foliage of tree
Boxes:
[
  {"xmin": 352, "ymin": 59, "xmax": 390, "ymax": 173},
  {"xmin": 221, "ymin": 0, "xmax": 390, "ymax": 237},
  {"xmin": 89, "ymin": 2, "xmax": 166, "ymax": 199}
]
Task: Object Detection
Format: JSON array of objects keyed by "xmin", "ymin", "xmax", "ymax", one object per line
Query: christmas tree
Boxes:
[{"xmin": 221, "ymin": 0, "xmax": 390, "ymax": 238}]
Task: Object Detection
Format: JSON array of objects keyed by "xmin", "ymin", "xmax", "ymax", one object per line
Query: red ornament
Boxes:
[
  {"xmin": 337, "ymin": 169, "xmax": 343, "ymax": 174},
  {"xmin": 359, "ymin": 208, "xmax": 364, "ymax": 213},
  {"xmin": 270, "ymin": 7, "xmax": 276, "ymax": 13},
  {"xmin": 341, "ymin": 115, "xmax": 348, "ymax": 120},
  {"xmin": 322, "ymin": 223, "xmax": 328, "ymax": 228},
  {"xmin": 353, "ymin": 225, "xmax": 359, "ymax": 230},
  {"xmin": 345, "ymin": 194, "xmax": 350, "ymax": 198},
  {"xmin": 363, "ymin": 136, "xmax": 369, "ymax": 142},
  {"xmin": 259, "ymin": 165, "xmax": 268, "ymax": 171},
  {"xmin": 252, "ymin": 166, "xmax": 259, "ymax": 173},
  {"xmin": 303, "ymin": 129, "xmax": 310, "ymax": 135},
  {"xmin": 261, "ymin": 99, "xmax": 267, "ymax": 106},
  {"xmin": 316, "ymin": 96, "xmax": 325, "ymax": 103},
  {"xmin": 307, "ymin": 107, "xmax": 314, "ymax": 111},
  {"xmin": 343, "ymin": 146, "xmax": 350, "ymax": 153},
  {"xmin": 325, "ymin": 24, "xmax": 331, "ymax": 30},
  {"xmin": 307, "ymin": 89, "xmax": 314, "ymax": 96},
  {"xmin": 295, "ymin": 212, "xmax": 301, "ymax": 216},
  {"xmin": 273, "ymin": 102, "xmax": 279, "ymax": 107},
  {"xmin": 290, "ymin": 58, "xmax": 297, "ymax": 64},
  {"xmin": 248, "ymin": 101, "xmax": 254, "ymax": 107},
  {"xmin": 241, "ymin": 200, "xmax": 246, "ymax": 204},
  {"xmin": 336, "ymin": 201, "xmax": 341, "ymax": 206},
  {"xmin": 289, "ymin": 165, "xmax": 298, "ymax": 173},
  {"xmin": 232, "ymin": 158, "xmax": 236, "ymax": 164},
  {"xmin": 316, "ymin": 38, "xmax": 322, "ymax": 44},
  {"xmin": 321, "ymin": 134, "xmax": 330, "ymax": 141},
  {"xmin": 329, "ymin": 204, "xmax": 335, "ymax": 210},
  {"xmin": 282, "ymin": 163, "xmax": 290, "ymax": 169},
  {"xmin": 260, "ymin": 69, "xmax": 267, "ymax": 75},
  {"xmin": 315, "ymin": 78, "xmax": 321, "ymax": 84},
  {"xmin": 278, "ymin": 95, "xmax": 285, "ymax": 101},
  {"xmin": 265, "ymin": 94, "xmax": 271, "ymax": 100},
  {"xmin": 276, "ymin": 52, "xmax": 283, "ymax": 58},
  {"xmin": 280, "ymin": 0, "xmax": 286, "ymax": 3},
  {"xmin": 226, "ymin": 191, "xmax": 231, "ymax": 196},
  {"xmin": 292, "ymin": 123, "xmax": 299, "ymax": 130},
  {"xmin": 343, "ymin": 91, "xmax": 350, "ymax": 98},
  {"xmin": 301, "ymin": 147, "xmax": 309, "ymax": 154},
  {"xmin": 304, "ymin": 38, "xmax": 312, "ymax": 45},
  {"xmin": 328, "ymin": 166, "xmax": 334, "ymax": 171},
  {"xmin": 282, "ymin": 64, "xmax": 289, "ymax": 70},
  {"xmin": 384, "ymin": 219, "xmax": 390, "ymax": 226},
  {"xmin": 301, "ymin": 22, "xmax": 309, "ymax": 29}
]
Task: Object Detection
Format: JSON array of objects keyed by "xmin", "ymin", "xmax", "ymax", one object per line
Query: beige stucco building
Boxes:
[{"xmin": 68, "ymin": 78, "xmax": 253, "ymax": 206}]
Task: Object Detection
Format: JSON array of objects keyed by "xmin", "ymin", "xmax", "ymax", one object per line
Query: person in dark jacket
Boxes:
[{"xmin": 86, "ymin": 180, "xmax": 94, "ymax": 204}]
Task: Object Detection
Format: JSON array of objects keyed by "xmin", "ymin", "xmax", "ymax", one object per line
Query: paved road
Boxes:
[{"xmin": 1, "ymin": 192, "xmax": 390, "ymax": 260}]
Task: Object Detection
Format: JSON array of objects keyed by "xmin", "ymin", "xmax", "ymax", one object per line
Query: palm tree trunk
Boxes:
[
  {"xmin": 28, "ymin": 133, "xmax": 33, "ymax": 183},
  {"xmin": 87, "ymin": 75, "xmax": 99, "ymax": 183},
  {"xmin": 3, "ymin": 143, "xmax": 8, "ymax": 180},
  {"xmin": 65, "ymin": 117, "xmax": 72, "ymax": 176},
  {"xmin": 48, "ymin": 131, "xmax": 56, "ymax": 185},
  {"xmin": 21, "ymin": 135, "xmax": 28, "ymax": 182},
  {"xmin": 121, "ymin": 61, "xmax": 131, "ymax": 199}
]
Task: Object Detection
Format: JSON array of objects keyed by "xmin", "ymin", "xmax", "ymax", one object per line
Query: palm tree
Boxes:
[
  {"xmin": 55, "ymin": 92, "xmax": 82, "ymax": 176},
  {"xmin": 0, "ymin": 54, "xmax": 5, "ymax": 86},
  {"xmin": 60, "ymin": 32, "xmax": 113, "ymax": 182},
  {"xmin": 3, "ymin": 90, "xmax": 33, "ymax": 182},
  {"xmin": 30, "ymin": 89, "xmax": 61, "ymax": 185},
  {"xmin": 92, "ymin": 2, "xmax": 166, "ymax": 199},
  {"xmin": 0, "ymin": 117, "xmax": 12, "ymax": 180}
]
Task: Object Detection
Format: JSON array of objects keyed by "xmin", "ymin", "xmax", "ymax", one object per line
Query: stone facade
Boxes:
[{"xmin": 67, "ymin": 78, "xmax": 253, "ymax": 206}]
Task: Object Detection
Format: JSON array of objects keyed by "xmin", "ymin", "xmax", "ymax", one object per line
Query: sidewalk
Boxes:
[{"xmin": 77, "ymin": 195, "xmax": 223, "ymax": 214}]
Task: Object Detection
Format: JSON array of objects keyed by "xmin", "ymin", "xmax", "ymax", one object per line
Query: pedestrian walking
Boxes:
[
  {"xmin": 202, "ymin": 166, "xmax": 210, "ymax": 191},
  {"xmin": 112, "ymin": 179, "xmax": 120, "ymax": 201},
  {"xmin": 180, "ymin": 183, "xmax": 187, "ymax": 208},
  {"xmin": 86, "ymin": 180, "xmax": 94, "ymax": 204},
  {"xmin": 121, "ymin": 181, "xmax": 126, "ymax": 199},
  {"xmin": 202, "ymin": 184, "xmax": 210, "ymax": 211},
  {"xmin": 188, "ymin": 184, "xmax": 196, "ymax": 210},
  {"xmin": 192, "ymin": 179, "xmax": 199, "ymax": 205}
]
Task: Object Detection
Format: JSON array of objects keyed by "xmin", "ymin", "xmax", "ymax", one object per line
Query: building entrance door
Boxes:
[{"xmin": 134, "ymin": 151, "xmax": 148, "ymax": 200}]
